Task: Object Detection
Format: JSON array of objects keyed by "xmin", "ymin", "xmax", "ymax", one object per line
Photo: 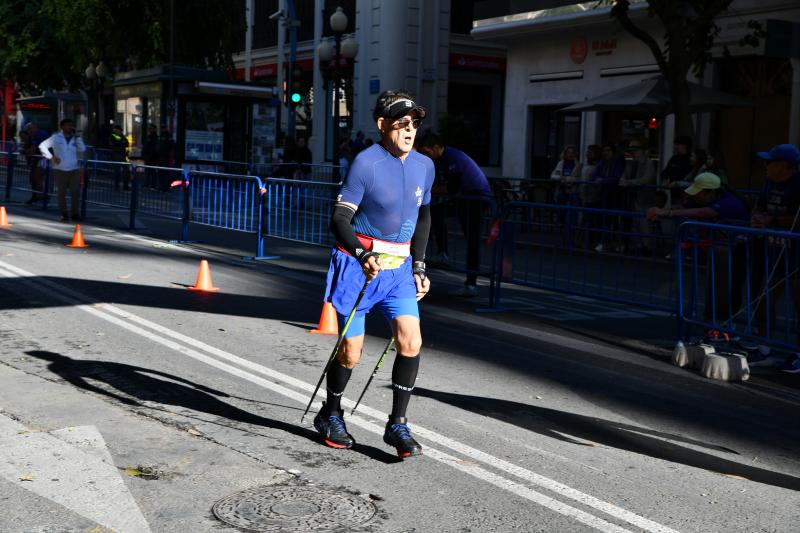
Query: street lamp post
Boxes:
[
  {"xmin": 330, "ymin": 7, "xmax": 346, "ymax": 180},
  {"xmin": 84, "ymin": 61, "xmax": 108, "ymax": 149},
  {"xmin": 322, "ymin": 7, "xmax": 357, "ymax": 180}
]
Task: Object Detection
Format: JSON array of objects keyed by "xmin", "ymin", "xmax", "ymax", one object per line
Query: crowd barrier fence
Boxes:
[
  {"xmin": 486, "ymin": 201, "xmax": 678, "ymax": 312},
  {"xmin": 4, "ymin": 154, "xmax": 799, "ymax": 353},
  {"xmin": 676, "ymin": 221, "xmax": 800, "ymax": 352}
]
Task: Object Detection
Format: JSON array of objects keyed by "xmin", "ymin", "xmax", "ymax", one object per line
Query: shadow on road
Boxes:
[
  {"xmin": 25, "ymin": 350, "xmax": 399, "ymax": 464},
  {"xmin": 0, "ymin": 276, "xmax": 318, "ymax": 322},
  {"xmin": 415, "ymin": 387, "xmax": 800, "ymax": 492}
]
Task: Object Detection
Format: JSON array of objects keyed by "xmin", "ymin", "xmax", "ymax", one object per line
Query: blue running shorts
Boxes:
[{"xmin": 323, "ymin": 249, "xmax": 419, "ymax": 338}]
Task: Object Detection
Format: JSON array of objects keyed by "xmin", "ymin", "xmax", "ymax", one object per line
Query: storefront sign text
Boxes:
[{"xmin": 592, "ymin": 38, "xmax": 618, "ymax": 56}]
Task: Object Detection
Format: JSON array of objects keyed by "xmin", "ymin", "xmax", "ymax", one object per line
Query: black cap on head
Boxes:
[{"xmin": 381, "ymin": 98, "xmax": 426, "ymax": 120}]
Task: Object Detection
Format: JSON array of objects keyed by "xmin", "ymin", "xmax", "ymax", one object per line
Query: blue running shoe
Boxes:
[
  {"xmin": 313, "ymin": 403, "xmax": 354, "ymax": 449},
  {"xmin": 780, "ymin": 356, "xmax": 800, "ymax": 374},
  {"xmin": 383, "ymin": 418, "xmax": 422, "ymax": 458}
]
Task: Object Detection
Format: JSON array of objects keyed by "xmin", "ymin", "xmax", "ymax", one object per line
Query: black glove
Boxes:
[
  {"xmin": 412, "ymin": 260, "xmax": 426, "ymax": 280},
  {"xmin": 357, "ymin": 250, "xmax": 380, "ymax": 266}
]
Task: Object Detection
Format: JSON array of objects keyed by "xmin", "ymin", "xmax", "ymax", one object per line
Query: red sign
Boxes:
[
  {"xmin": 448, "ymin": 53, "xmax": 506, "ymax": 73},
  {"xmin": 232, "ymin": 58, "xmax": 315, "ymax": 81},
  {"xmin": 570, "ymin": 38, "xmax": 588, "ymax": 64},
  {"xmin": 592, "ymin": 38, "xmax": 617, "ymax": 56}
]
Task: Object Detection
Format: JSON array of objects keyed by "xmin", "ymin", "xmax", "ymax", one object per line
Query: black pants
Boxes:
[
  {"xmin": 430, "ymin": 201, "xmax": 449, "ymax": 255},
  {"xmin": 457, "ymin": 198, "xmax": 483, "ymax": 286}
]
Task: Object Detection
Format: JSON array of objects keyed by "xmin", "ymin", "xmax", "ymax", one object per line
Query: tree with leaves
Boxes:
[
  {"xmin": 603, "ymin": 0, "xmax": 735, "ymax": 138},
  {"xmin": 0, "ymin": 0, "xmax": 244, "ymax": 94}
]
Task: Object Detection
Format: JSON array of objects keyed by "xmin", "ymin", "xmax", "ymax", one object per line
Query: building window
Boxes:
[
  {"xmin": 116, "ymin": 96, "xmax": 142, "ymax": 156},
  {"xmin": 184, "ymin": 101, "xmax": 225, "ymax": 161},
  {"xmin": 527, "ymin": 106, "xmax": 581, "ymax": 179}
]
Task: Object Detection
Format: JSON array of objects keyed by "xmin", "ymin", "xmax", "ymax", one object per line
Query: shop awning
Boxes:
[
  {"xmin": 559, "ymin": 76, "xmax": 752, "ymax": 114},
  {"xmin": 194, "ymin": 81, "xmax": 275, "ymax": 99}
]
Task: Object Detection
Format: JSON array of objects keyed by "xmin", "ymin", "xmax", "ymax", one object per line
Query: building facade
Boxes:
[
  {"xmin": 472, "ymin": 0, "xmax": 800, "ymax": 188},
  {"xmin": 233, "ymin": 0, "xmax": 507, "ymax": 171}
]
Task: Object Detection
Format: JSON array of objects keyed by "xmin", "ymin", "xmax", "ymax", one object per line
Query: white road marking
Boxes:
[
  {"xmin": 0, "ymin": 414, "xmax": 151, "ymax": 533},
  {"xmin": 0, "ymin": 259, "xmax": 680, "ymax": 533}
]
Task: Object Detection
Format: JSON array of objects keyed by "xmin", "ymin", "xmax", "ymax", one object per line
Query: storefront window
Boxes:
[
  {"xmin": 601, "ymin": 110, "xmax": 660, "ymax": 162},
  {"xmin": 185, "ymin": 101, "xmax": 225, "ymax": 161},
  {"xmin": 527, "ymin": 106, "xmax": 581, "ymax": 179},
  {"xmin": 147, "ymin": 98, "xmax": 161, "ymax": 132},
  {"xmin": 116, "ymin": 97, "xmax": 142, "ymax": 156}
]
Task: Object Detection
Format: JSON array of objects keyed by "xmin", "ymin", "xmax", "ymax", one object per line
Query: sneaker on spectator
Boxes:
[
  {"xmin": 450, "ymin": 284, "xmax": 478, "ymax": 297},
  {"xmin": 780, "ymin": 355, "xmax": 800, "ymax": 374},
  {"xmin": 594, "ymin": 243, "xmax": 605, "ymax": 253}
]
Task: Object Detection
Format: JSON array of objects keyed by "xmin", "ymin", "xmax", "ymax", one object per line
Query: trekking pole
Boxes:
[
  {"xmin": 301, "ymin": 278, "xmax": 371, "ymax": 423},
  {"xmin": 351, "ymin": 336, "xmax": 395, "ymax": 415}
]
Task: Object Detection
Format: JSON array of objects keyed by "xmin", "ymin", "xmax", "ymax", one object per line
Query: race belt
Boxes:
[{"xmin": 338, "ymin": 233, "xmax": 410, "ymax": 269}]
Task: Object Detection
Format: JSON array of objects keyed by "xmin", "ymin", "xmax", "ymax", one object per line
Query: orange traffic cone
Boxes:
[
  {"xmin": 65, "ymin": 224, "xmax": 88, "ymax": 248},
  {"xmin": 0, "ymin": 206, "xmax": 10, "ymax": 228},
  {"xmin": 188, "ymin": 259, "xmax": 219, "ymax": 292},
  {"xmin": 310, "ymin": 301, "xmax": 338, "ymax": 335}
]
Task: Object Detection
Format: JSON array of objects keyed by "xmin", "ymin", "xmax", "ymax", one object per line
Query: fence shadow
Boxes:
[{"xmin": 414, "ymin": 387, "xmax": 800, "ymax": 492}]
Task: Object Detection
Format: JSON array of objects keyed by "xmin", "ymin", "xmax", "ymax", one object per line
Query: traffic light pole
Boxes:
[{"xmin": 286, "ymin": 0, "xmax": 298, "ymax": 140}]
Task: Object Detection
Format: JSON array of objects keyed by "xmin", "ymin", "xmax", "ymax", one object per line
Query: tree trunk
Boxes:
[{"xmin": 670, "ymin": 76, "xmax": 694, "ymax": 138}]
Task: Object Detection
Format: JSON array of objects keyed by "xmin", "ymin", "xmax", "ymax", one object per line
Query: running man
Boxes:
[{"xmin": 314, "ymin": 90, "xmax": 434, "ymax": 458}]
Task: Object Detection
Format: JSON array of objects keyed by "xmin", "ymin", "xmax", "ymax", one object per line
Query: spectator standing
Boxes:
[
  {"xmin": 338, "ymin": 143, "xmax": 353, "ymax": 180},
  {"xmin": 22, "ymin": 122, "xmax": 49, "ymax": 205},
  {"xmin": 417, "ymin": 132, "xmax": 494, "ymax": 297},
  {"xmin": 749, "ymin": 144, "xmax": 800, "ymax": 373},
  {"xmin": 591, "ymin": 142, "xmax": 626, "ymax": 252},
  {"xmin": 39, "ymin": 118, "xmax": 86, "ymax": 222},
  {"xmin": 141, "ymin": 124, "xmax": 159, "ymax": 188},
  {"xmin": 578, "ymin": 144, "xmax": 601, "ymax": 207},
  {"xmin": 550, "ymin": 144, "xmax": 582, "ymax": 206},
  {"xmin": 110, "ymin": 124, "xmax": 130, "ymax": 190},
  {"xmin": 699, "ymin": 151, "xmax": 728, "ymax": 186},
  {"xmin": 661, "ymin": 136, "xmax": 693, "ymax": 186},
  {"xmin": 683, "ymin": 149, "xmax": 709, "ymax": 186},
  {"xmin": 351, "ymin": 130, "xmax": 366, "ymax": 156},
  {"xmin": 156, "ymin": 129, "xmax": 175, "ymax": 191},
  {"xmin": 621, "ymin": 140, "xmax": 657, "ymax": 251}
]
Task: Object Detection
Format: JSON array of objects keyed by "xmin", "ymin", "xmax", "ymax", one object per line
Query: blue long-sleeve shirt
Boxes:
[{"xmin": 591, "ymin": 156, "xmax": 625, "ymax": 185}]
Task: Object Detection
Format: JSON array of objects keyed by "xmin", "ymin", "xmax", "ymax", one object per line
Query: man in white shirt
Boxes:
[{"xmin": 39, "ymin": 118, "xmax": 86, "ymax": 221}]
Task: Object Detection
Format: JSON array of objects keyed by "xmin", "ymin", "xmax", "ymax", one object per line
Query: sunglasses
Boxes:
[{"xmin": 392, "ymin": 118, "xmax": 422, "ymax": 130}]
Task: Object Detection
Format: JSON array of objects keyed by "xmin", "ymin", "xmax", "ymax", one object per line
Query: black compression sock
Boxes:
[
  {"xmin": 325, "ymin": 361, "xmax": 352, "ymax": 415},
  {"xmin": 390, "ymin": 354, "xmax": 420, "ymax": 421}
]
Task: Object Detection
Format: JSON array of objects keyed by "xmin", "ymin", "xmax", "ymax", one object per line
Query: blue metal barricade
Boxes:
[
  {"xmin": 186, "ymin": 170, "xmax": 266, "ymax": 256},
  {"xmin": 1, "ymin": 152, "xmax": 51, "ymax": 208},
  {"xmin": 83, "ymin": 160, "xmax": 134, "ymax": 209},
  {"xmin": 187, "ymin": 171, "xmax": 263, "ymax": 232},
  {"xmin": 129, "ymin": 164, "xmax": 186, "ymax": 224},
  {"xmin": 254, "ymin": 163, "xmax": 343, "ymax": 183},
  {"xmin": 489, "ymin": 201, "xmax": 677, "ymax": 312},
  {"xmin": 677, "ymin": 221, "xmax": 800, "ymax": 352},
  {"xmin": 262, "ymin": 177, "xmax": 339, "ymax": 246}
]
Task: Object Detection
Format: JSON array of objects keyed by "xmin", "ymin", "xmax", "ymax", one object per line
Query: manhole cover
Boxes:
[{"xmin": 212, "ymin": 483, "xmax": 376, "ymax": 532}]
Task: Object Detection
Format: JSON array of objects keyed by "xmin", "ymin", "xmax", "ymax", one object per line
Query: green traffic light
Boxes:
[{"xmin": 291, "ymin": 93, "xmax": 302, "ymax": 103}]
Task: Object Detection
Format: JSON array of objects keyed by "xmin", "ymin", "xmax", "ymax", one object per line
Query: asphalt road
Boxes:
[{"xmin": 0, "ymin": 207, "xmax": 799, "ymax": 533}]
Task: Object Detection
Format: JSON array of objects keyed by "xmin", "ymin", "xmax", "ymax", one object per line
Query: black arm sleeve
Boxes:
[
  {"xmin": 331, "ymin": 204, "xmax": 371, "ymax": 262},
  {"xmin": 410, "ymin": 203, "xmax": 431, "ymax": 262}
]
